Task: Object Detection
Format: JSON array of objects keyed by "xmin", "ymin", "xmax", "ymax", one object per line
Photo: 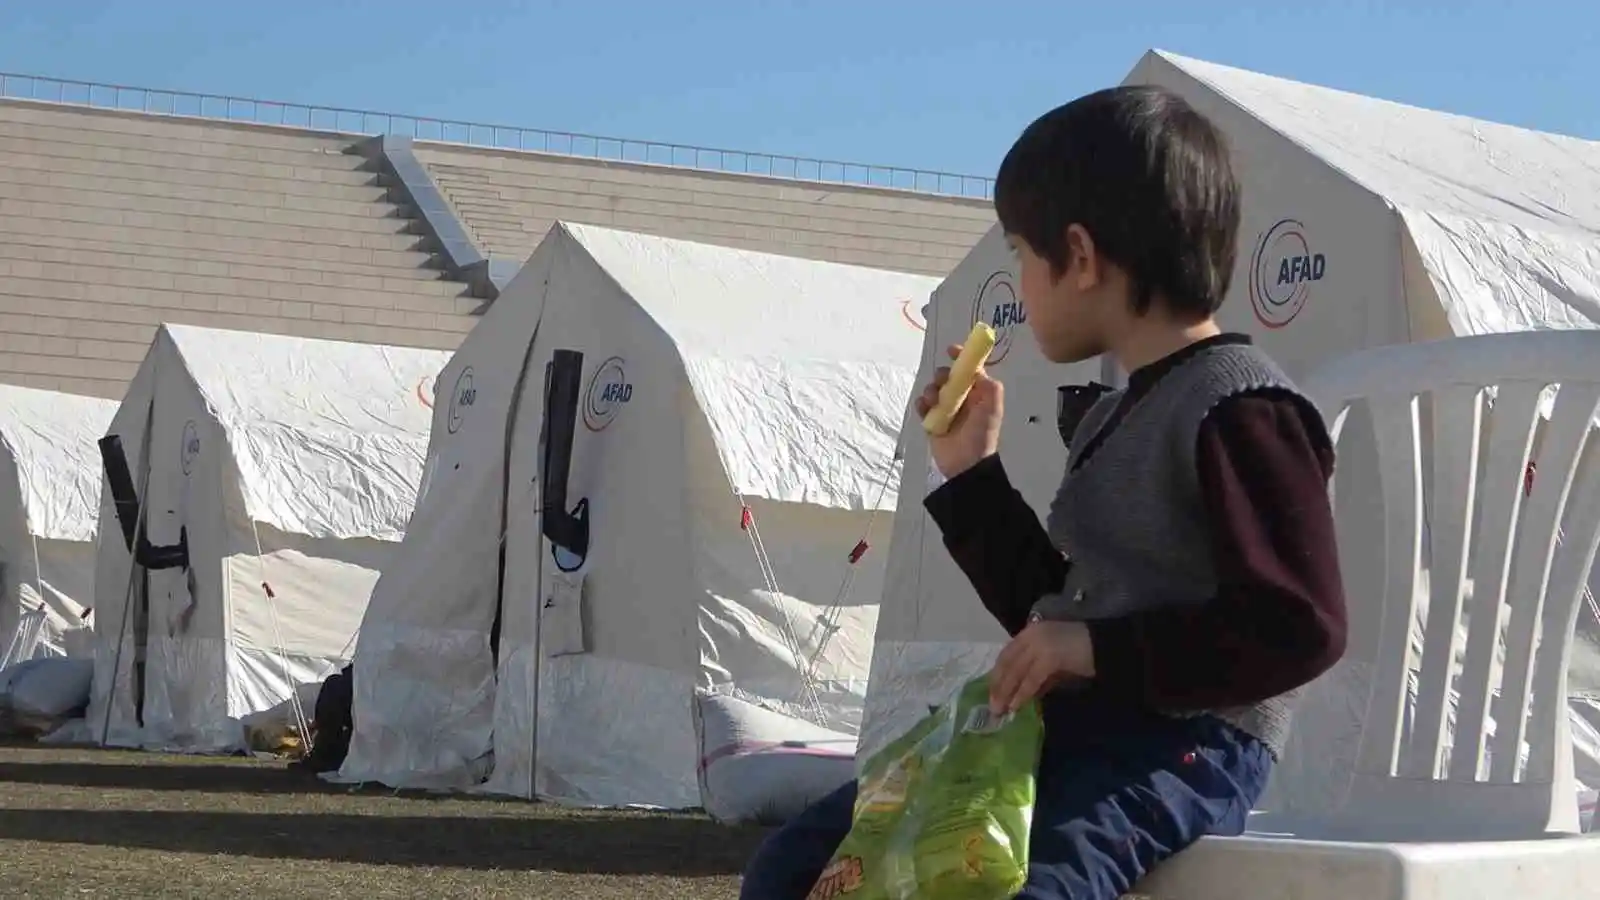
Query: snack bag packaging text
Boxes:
[{"xmin": 806, "ymin": 674, "xmax": 1044, "ymax": 900}]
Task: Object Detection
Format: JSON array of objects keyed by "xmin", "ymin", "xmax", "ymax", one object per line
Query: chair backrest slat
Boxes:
[
  {"xmin": 1407, "ymin": 384, "xmax": 1483, "ymax": 778},
  {"xmin": 1353, "ymin": 393, "xmax": 1426, "ymax": 777},
  {"xmin": 1525, "ymin": 455, "xmax": 1600, "ymax": 784}
]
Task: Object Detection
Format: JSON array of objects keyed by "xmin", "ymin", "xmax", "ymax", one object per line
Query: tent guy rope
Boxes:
[{"xmin": 248, "ymin": 518, "xmax": 313, "ymax": 753}]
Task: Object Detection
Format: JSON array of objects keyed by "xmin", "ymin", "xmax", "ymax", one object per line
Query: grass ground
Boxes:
[{"xmin": 0, "ymin": 743, "xmax": 771, "ymax": 898}]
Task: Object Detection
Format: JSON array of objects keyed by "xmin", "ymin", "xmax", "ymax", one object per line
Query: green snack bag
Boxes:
[{"xmin": 807, "ymin": 674, "xmax": 1045, "ymax": 900}]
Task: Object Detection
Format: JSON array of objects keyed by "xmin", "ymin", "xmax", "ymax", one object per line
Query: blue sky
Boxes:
[{"xmin": 0, "ymin": 0, "xmax": 1593, "ymax": 178}]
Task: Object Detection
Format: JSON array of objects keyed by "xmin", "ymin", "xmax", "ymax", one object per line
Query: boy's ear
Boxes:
[{"xmin": 1063, "ymin": 224, "xmax": 1101, "ymax": 291}]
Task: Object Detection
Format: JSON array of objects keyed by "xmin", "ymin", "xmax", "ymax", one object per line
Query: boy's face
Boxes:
[{"xmin": 1009, "ymin": 226, "xmax": 1110, "ymax": 364}]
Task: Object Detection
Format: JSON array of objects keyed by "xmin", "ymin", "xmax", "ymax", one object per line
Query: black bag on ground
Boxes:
[{"xmin": 293, "ymin": 664, "xmax": 354, "ymax": 773}]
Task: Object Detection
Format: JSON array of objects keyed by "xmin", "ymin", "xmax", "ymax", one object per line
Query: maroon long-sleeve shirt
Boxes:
[{"xmin": 923, "ymin": 334, "xmax": 1348, "ymax": 712}]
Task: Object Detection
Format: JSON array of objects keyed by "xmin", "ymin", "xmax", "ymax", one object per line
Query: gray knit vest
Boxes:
[{"xmin": 1034, "ymin": 342, "xmax": 1320, "ymax": 758}]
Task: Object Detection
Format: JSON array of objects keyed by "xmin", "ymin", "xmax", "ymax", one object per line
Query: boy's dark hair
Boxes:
[{"xmin": 994, "ymin": 85, "xmax": 1240, "ymax": 318}]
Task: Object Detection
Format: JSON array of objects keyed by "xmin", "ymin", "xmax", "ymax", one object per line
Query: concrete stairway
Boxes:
[
  {"xmin": 415, "ymin": 143, "xmax": 995, "ymax": 279},
  {"xmin": 0, "ymin": 100, "xmax": 478, "ymax": 398}
]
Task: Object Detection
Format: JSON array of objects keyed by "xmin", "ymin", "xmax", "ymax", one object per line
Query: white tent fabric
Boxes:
[
  {"xmin": 0, "ymin": 386, "xmax": 116, "ymax": 660},
  {"xmin": 1153, "ymin": 52, "xmax": 1600, "ymax": 339},
  {"xmin": 336, "ymin": 222, "xmax": 935, "ymax": 809},
  {"xmin": 85, "ymin": 324, "xmax": 450, "ymax": 752},
  {"xmin": 861, "ymin": 50, "xmax": 1600, "ymax": 815}
]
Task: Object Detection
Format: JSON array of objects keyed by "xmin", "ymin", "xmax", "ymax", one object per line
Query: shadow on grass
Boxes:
[
  {"xmin": 0, "ymin": 759, "xmax": 539, "ymax": 805},
  {"xmin": 0, "ymin": 760, "xmax": 357, "ymax": 796},
  {"xmin": 0, "ymin": 807, "xmax": 767, "ymax": 876}
]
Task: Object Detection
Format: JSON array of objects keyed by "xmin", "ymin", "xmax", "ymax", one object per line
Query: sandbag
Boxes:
[
  {"xmin": 695, "ymin": 691, "xmax": 858, "ymax": 826},
  {"xmin": 1, "ymin": 657, "xmax": 93, "ymax": 733},
  {"xmin": 59, "ymin": 624, "xmax": 95, "ymax": 660}
]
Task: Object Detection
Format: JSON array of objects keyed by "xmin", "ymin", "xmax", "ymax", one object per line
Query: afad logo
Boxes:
[
  {"xmin": 583, "ymin": 356, "xmax": 633, "ymax": 431},
  {"xmin": 970, "ymin": 270, "xmax": 1025, "ymax": 365},
  {"xmin": 900, "ymin": 298, "xmax": 927, "ymax": 332},
  {"xmin": 446, "ymin": 366, "xmax": 476, "ymax": 434},
  {"xmin": 1248, "ymin": 218, "xmax": 1326, "ymax": 329},
  {"xmin": 416, "ymin": 374, "xmax": 438, "ymax": 410},
  {"xmin": 180, "ymin": 420, "xmax": 200, "ymax": 476}
]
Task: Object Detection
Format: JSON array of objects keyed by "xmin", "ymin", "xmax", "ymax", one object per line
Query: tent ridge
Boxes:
[{"xmin": 1140, "ymin": 50, "xmax": 1394, "ymax": 211}]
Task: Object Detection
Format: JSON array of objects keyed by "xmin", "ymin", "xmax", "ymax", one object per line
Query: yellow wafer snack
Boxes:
[{"xmin": 922, "ymin": 322, "xmax": 998, "ymax": 436}]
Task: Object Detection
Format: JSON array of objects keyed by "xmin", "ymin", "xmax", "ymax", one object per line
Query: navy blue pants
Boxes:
[{"xmin": 739, "ymin": 691, "xmax": 1273, "ymax": 899}]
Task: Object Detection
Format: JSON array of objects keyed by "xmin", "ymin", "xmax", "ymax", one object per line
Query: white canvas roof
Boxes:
[
  {"xmin": 563, "ymin": 222, "xmax": 924, "ymax": 509},
  {"xmin": 1140, "ymin": 50, "xmax": 1599, "ymax": 338},
  {"xmin": 161, "ymin": 323, "xmax": 448, "ymax": 541},
  {"xmin": 0, "ymin": 385, "xmax": 116, "ymax": 544},
  {"xmin": 88, "ymin": 324, "xmax": 451, "ymax": 752},
  {"xmin": 339, "ymin": 222, "xmax": 936, "ymax": 808},
  {"xmin": 0, "ymin": 385, "xmax": 117, "ymax": 658}
]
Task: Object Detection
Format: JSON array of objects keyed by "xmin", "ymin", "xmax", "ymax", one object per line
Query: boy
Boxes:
[{"xmin": 740, "ymin": 85, "xmax": 1347, "ymax": 899}]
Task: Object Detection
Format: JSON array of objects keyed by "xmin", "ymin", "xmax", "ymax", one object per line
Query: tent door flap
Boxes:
[
  {"xmin": 98, "ymin": 434, "xmax": 189, "ymax": 571},
  {"xmin": 541, "ymin": 348, "xmax": 589, "ymax": 563}
]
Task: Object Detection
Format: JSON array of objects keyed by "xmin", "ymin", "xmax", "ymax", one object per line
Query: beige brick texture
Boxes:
[
  {"xmin": 0, "ymin": 98, "xmax": 995, "ymax": 400},
  {"xmin": 0, "ymin": 100, "xmax": 475, "ymax": 398},
  {"xmin": 416, "ymin": 144, "xmax": 994, "ymax": 277}
]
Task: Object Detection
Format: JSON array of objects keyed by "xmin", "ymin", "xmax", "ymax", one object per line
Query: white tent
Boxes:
[
  {"xmin": 0, "ymin": 385, "xmax": 117, "ymax": 661},
  {"xmin": 86, "ymin": 324, "xmax": 450, "ymax": 753},
  {"xmin": 336, "ymin": 222, "xmax": 936, "ymax": 811},
  {"xmin": 861, "ymin": 50, "xmax": 1600, "ymax": 804}
]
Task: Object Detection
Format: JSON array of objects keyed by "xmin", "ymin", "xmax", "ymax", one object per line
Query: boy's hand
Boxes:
[
  {"xmin": 915, "ymin": 343, "xmax": 1003, "ymax": 478},
  {"xmin": 988, "ymin": 619, "xmax": 1095, "ymax": 714}
]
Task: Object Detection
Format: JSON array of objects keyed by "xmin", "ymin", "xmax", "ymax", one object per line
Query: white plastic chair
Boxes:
[
  {"xmin": 1136, "ymin": 330, "xmax": 1600, "ymax": 899},
  {"xmin": 1, "ymin": 607, "xmax": 49, "ymax": 670}
]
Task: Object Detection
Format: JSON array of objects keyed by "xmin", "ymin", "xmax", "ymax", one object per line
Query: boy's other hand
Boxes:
[
  {"xmin": 915, "ymin": 343, "xmax": 1003, "ymax": 478},
  {"xmin": 988, "ymin": 619, "xmax": 1095, "ymax": 714}
]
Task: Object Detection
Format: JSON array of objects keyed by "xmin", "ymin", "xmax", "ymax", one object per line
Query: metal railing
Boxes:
[{"xmin": 0, "ymin": 71, "xmax": 994, "ymax": 200}]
